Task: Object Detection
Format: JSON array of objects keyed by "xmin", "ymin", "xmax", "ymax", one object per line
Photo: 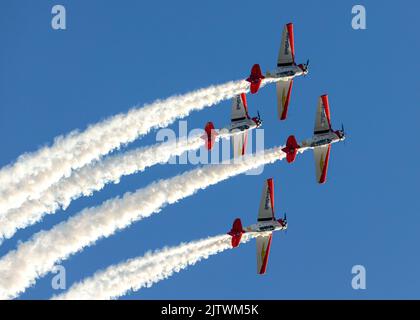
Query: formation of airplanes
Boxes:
[{"xmin": 217, "ymin": 23, "xmax": 346, "ymax": 274}]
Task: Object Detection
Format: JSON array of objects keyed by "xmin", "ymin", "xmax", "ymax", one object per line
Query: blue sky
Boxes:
[{"xmin": 0, "ymin": 0, "xmax": 419, "ymax": 299}]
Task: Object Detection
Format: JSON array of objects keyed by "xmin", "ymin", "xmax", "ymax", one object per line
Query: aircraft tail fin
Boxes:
[
  {"xmin": 228, "ymin": 218, "xmax": 245, "ymax": 248},
  {"xmin": 281, "ymin": 135, "xmax": 300, "ymax": 163},
  {"xmin": 246, "ymin": 64, "xmax": 265, "ymax": 94},
  {"xmin": 202, "ymin": 121, "xmax": 217, "ymax": 150}
]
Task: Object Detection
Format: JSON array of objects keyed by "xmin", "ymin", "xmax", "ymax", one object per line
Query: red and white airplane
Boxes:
[
  {"xmin": 246, "ymin": 23, "xmax": 309, "ymax": 120},
  {"xmin": 228, "ymin": 178, "xmax": 287, "ymax": 274},
  {"xmin": 203, "ymin": 93, "xmax": 262, "ymax": 157},
  {"xmin": 282, "ymin": 94, "xmax": 345, "ymax": 184}
]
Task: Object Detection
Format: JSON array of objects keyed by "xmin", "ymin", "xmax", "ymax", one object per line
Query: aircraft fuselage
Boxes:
[
  {"xmin": 301, "ymin": 130, "xmax": 345, "ymax": 148},
  {"xmin": 229, "ymin": 118, "xmax": 260, "ymax": 133},
  {"xmin": 218, "ymin": 118, "xmax": 261, "ymax": 136},
  {"xmin": 266, "ymin": 64, "xmax": 307, "ymax": 80},
  {"xmin": 245, "ymin": 220, "xmax": 286, "ymax": 234}
]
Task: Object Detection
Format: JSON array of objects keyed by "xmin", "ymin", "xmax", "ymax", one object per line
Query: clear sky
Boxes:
[{"xmin": 0, "ymin": 0, "xmax": 419, "ymax": 299}]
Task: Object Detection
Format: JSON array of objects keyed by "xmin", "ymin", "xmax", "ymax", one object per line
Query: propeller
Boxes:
[
  {"xmin": 341, "ymin": 123, "xmax": 347, "ymax": 145},
  {"xmin": 302, "ymin": 59, "xmax": 309, "ymax": 76},
  {"xmin": 257, "ymin": 111, "xmax": 261, "ymax": 120},
  {"xmin": 283, "ymin": 212, "xmax": 288, "ymax": 235},
  {"xmin": 282, "ymin": 212, "xmax": 288, "ymax": 230}
]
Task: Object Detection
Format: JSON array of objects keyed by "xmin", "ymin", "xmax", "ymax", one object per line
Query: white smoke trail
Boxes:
[
  {"xmin": 0, "ymin": 78, "xmax": 275, "ymax": 214},
  {"xmin": 0, "ymin": 131, "xmax": 231, "ymax": 242},
  {"xmin": 53, "ymin": 233, "xmax": 256, "ymax": 300},
  {"xmin": 0, "ymin": 145, "xmax": 307, "ymax": 299}
]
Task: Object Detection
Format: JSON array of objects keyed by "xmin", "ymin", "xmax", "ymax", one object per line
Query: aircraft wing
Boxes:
[
  {"xmin": 232, "ymin": 131, "xmax": 248, "ymax": 158},
  {"xmin": 256, "ymin": 233, "xmax": 273, "ymax": 274},
  {"xmin": 231, "ymin": 93, "xmax": 249, "ymax": 123},
  {"xmin": 277, "ymin": 23, "xmax": 295, "ymax": 67},
  {"xmin": 314, "ymin": 144, "xmax": 331, "ymax": 184},
  {"xmin": 276, "ymin": 79, "xmax": 294, "ymax": 120},
  {"xmin": 314, "ymin": 95, "xmax": 332, "ymax": 134},
  {"xmin": 258, "ymin": 178, "xmax": 275, "ymax": 222}
]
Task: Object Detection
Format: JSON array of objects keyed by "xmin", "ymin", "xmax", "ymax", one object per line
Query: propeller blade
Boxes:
[
  {"xmin": 341, "ymin": 123, "xmax": 347, "ymax": 145},
  {"xmin": 306, "ymin": 59, "xmax": 310, "ymax": 68}
]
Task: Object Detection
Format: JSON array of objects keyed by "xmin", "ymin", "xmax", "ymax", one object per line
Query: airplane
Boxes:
[
  {"xmin": 203, "ymin": 93, "xmax": 262, "ymax": 157},
  {"xmin": 281, "ymin": 94, "xmax": 346, "ymax": 184},
  {"xmin": 246, "ymin": 23, "xmax": 309, "ymax": 120},
  {"xmin": 228, "ymin": 178, "xmax": 287, "ymax": 274}
]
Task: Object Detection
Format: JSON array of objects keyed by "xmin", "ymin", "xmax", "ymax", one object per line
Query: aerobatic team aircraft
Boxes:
[
  {"xmin": 246, "ymin": 23, "xmax": 309, "ymax": 120},
  {"xmin": 228, "ymin": 178, "xmax": 287, "ymax": 274},
  {"xmin": 282, "ymin": 94, "xmax": 346, "ymax": 184},
  {"xmin": 203, "ymin": 93, "xmax": 262, "ymax": 157}
]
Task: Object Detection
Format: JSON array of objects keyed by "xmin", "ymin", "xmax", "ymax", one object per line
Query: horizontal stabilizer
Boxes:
[
  {"xmin": 228, "ymin": 218, "xmax": 245, "ymax": 248},
  {"xmin": 202, "ymin": 121, "xmax": 217, "ymax": 150},
  {"xmin": 281, "ymin": 135, "xmax": 300, "ymax": 163},
  {"xmin": 246, "ymin": 64, "xmax": 265, "ymax": 94}
]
